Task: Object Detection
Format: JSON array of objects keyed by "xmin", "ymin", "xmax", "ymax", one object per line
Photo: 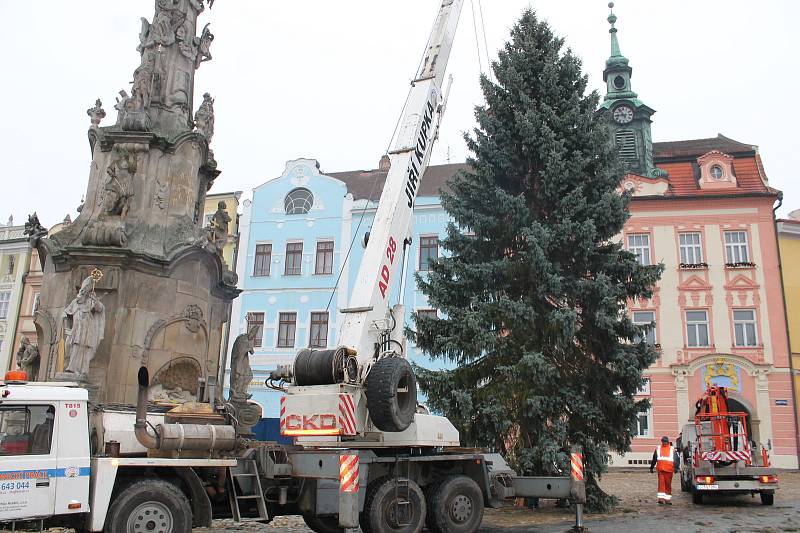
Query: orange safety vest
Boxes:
[{"xmin": 655, "ymin": 444, "xmax": 675, "ymax": 473}]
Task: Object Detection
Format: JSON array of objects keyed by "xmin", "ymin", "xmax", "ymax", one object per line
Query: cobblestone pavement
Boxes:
[{"xmin": 195, "ymin": 469, "xmax": 800, "ymax": 533}]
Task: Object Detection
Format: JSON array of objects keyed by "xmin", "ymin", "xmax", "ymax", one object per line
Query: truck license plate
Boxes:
[{"xmin": 696, "ymin": 484, "xmax": 719, "ymax": 490}]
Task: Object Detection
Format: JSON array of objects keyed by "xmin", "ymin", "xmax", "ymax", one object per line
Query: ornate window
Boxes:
[
  {"xmin": 724, "ymin": 231, "xmax": 750, "ymax": 264},
  {"xmin": 309, "ymin": 312, "xmax": 329, "ymax": 348},
  {"xmin": 632, "ymin": 311, "xmax": 656, "ymax": 345},
  {"xmin": 697, "ymin": 151, "xmax": 736, "ymax": 189},
  {"xmin": 626, "ymin": 234, "xmax": 651, "ymax": 266},
  {"xmin": 679, "ymin": 232, "xmax": 703, "ymax": 265},
  {"xmin": 733, "ymin": 309, "xmax": 758, "ymax": 347},
  {"xmin": 284, "ymin": 188, "xmax": 314, "ymax": 215},
  {"xmin": 277, "ymin": 312, "xmax": 297, "ymax": 348},
  {"xmin": 686, "ymin": 310, "xmax": 710, "ymax": 347}
]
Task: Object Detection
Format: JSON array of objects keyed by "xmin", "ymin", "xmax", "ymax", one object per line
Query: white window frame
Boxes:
[
  {"xmin": 627, "ymin": 234, "xmax": 651, "ymax": 266},
  {"xmin": 634, "ymin": 408, "xmax": 653, "ymax": 438},
  {"xmin": 686, "ymin": 310, "xmax": 710, "ymax": 348},
  {"xmin": 679, "ymin": 232, "xmax": 703, "ymax": 265},
  {"xmin": 0, "ymin": 291, "xmax": 10, "ymax": 320},
  {"xmin": 725, "ymin": 231, "xmax": 750, "ymax": 264},
  {"xmin": 733, "ymin": 309, "xmax": 758, "ymax": 347}
]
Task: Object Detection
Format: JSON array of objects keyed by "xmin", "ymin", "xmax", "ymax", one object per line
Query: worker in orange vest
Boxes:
[{"xmin": 649, "ymin": 435, "xmax": 680, "ymax": 504}]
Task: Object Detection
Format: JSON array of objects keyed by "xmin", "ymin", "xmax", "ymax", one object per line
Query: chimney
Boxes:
[{"xmin": 379, "ymin": 154, "xmax": 391, "ymax": 172}]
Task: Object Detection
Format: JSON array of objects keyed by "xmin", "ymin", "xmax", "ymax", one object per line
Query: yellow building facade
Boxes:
[
  {"xmin": 203, "ymin": 191, "xmax": 241, "ymax": 370},
  {"xmin": 777, "ymin": 211, "xmax": 800, "ymax": 441}
]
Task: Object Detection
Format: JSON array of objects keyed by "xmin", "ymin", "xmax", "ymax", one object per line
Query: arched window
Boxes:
[{"xmin": 284, "ymin": 188, "xmax": 314, "ymax": 215}]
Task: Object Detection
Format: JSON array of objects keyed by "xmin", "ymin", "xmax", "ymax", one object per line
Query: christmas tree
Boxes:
[{"xmin": 412, "ymin": 9, "xmax": 663, "ymax": 510}]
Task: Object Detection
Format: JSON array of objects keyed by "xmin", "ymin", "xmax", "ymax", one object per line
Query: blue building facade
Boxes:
[{"xmin": 229, "ymin": 157, "xmax": 465, "ymax": 417}]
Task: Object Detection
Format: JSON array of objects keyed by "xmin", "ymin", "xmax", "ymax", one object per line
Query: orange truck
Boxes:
[{"xmin": 678, "ymin": 386, "xmax": 778, "ymax": 505}]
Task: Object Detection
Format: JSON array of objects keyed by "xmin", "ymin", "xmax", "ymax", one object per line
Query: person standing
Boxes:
[{"xmin": 650, "ymin": 435, "xmax": 680, "ymax": 504}]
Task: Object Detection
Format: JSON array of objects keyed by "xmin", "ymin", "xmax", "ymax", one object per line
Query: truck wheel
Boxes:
[
  {"xmin": 428, "ymin": 476, "xmax": 484, "ymax": 533},
  {"xmin": 105, "ymin": 479, "xmax": 192, "ymax": 533},
  {"xmin": 424, "ymin": 479, "xmax": 445, "ymax": 532},
  {"xmin": 366, "ymin": 357, "xmax": 417, "ymax": 432},
  {"xmin": 361, "ymin": 476, "xmax": 426, "ymax": 533},
  {"xmin": 302, "ymin": 514, "xmax": 344, "ymax": 533},
  {"xmin": 760, "ymin": 492, "xmax": 774, "ymax": 505},
  {"xmin": 691, "ymin": 489, "xmax": 703, "ymax": 505}
]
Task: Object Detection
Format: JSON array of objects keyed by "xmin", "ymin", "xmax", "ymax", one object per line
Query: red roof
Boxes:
[{"xmin": 647, "ymin": 135, "xmax": 778, "ymax": 199}]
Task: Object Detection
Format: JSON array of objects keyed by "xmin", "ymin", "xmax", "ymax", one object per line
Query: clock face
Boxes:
[{"xmin": 613, "ymin": 105, "xmax": 634, "ymax": 124}]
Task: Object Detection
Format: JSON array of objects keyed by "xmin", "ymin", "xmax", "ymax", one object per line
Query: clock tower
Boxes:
[{"xmin": 598, "ymin": 3, "xmax": 666, "ymax": 178}]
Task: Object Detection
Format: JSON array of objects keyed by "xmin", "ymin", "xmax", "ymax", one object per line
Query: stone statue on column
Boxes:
[
  {"xmin": 16, "ymin": 338, "xmax": 40, "ymax": 381},
  {"xmin": 228, "ymin": 327, "xmax": 257, "ymax": 403},
  {"xmin": 61, "ymin": 276, "xmax": 105, "ymax": 379}
]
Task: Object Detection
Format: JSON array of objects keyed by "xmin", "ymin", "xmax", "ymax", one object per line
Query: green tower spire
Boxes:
[
  {"xmin": 603, "ymin": 2, "xmax": 636, "ymax": 100},
  {"xmin": 607, "ymin": 2, "xmax": 624, "ymax": 64},
  {"xmin": 598, "ymin": 2, "xmax": 667, "ymax": 178}
]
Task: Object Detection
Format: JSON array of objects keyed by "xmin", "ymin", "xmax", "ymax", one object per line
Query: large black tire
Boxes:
[
  {"xmin": 366, "ymin": 357, "xmax": 417, "ymax": 432},
  {"xmin": 104, "ymin": 479, "xmax": 192, "ymax": 533},
  {"xmin": 691, "ymin": 489, "xmax": 703, "ymax": 505},
  {"xmin": 302, "ymin": 514, "xmax": 344, "ymax": 533},
  {"xmin": 680, "ymin": 474, "xmax": 689, "ymax": 493},
  {"xmin": 424, "ymin": 479, "xmax": 446, "ymax": 533},
  {"xmin": 428, "ymin": 476, "xmax": 484, "ymax": 533},
  {"xmin": 361, "ymin": 476, "xmax": 426, "ymax": 533},
  {"xmin": 760, "ymin": 492, "xmax": 774, "ymax": 505}
]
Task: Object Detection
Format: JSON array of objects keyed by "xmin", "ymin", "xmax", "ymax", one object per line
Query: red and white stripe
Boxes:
[
  {"xmin": 338, "ymin": 393, "xmax": 357, "ymax": 436},
  {"xmin": 570, "ymin": 452, "xmax": 584, "ymax": 482},
  {"xmin": 279, "ymin": 396, "xmax": 286, "ymax": 432},
  {"xmin": 702, "ymin": 450, "xmax": 751, "ymax": 463},
  {"xmin": 339, "ymin": 453, "xmax": 359, "ymax": 493}
]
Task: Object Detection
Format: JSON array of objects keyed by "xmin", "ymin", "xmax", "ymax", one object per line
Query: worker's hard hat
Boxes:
[{"xmin": 661, "ymin": 435, "xmax": 669, "ymax": 443}]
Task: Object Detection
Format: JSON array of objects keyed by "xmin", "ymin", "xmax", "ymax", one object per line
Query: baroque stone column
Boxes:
[{"xmin": 33, "ymin": 0, "xmax": 239, "ymax": 406}]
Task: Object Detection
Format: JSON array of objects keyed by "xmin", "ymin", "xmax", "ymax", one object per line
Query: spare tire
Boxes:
[{"xmin": 365, "ymin": 357, "xmax": 417, "ymax": 432}]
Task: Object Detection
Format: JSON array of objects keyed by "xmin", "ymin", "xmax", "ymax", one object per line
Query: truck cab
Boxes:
[{"xmin": 0, "ymin": 377, "xmax": 90, "ymax": 522}]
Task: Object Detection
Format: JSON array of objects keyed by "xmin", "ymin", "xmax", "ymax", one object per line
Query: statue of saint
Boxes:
[
  {"xmin": 194, "ymin": 92, "xmax": 215, "ymax": 143},
  {"xmin": 210, "ymin": 200, "xmax": 231, "ymax": 255},
  {"xmin": 228, "ymin": 327, "xmax": 257, "ymax": 403},
  {"xmin": 16, "ymin": 338, "xmax": 39, "ymax": 381},
  {"xmin": 63, "ymin": 276, "xmax": 105, "ymax": 377}
]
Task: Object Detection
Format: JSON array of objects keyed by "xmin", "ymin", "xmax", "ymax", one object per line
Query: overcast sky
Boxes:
[{"xmin": 1, "ymin": 1, "xmax": 798, "ymax": 227}]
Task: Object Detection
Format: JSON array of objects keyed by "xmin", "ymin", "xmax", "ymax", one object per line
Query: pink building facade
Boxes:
[
  {"xmin": 600, "ymin": 6, "xmax": 797, "ymax": 468},
  {"xmin": 617, "ymin": 137, "xmax": 798, "ymax": 468}
]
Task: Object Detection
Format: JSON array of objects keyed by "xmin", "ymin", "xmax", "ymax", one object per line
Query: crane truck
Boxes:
[
  {"xmin": 0, "ymin": 2, "xmax": 585, "ymax": 533},
  {"xmin": 678, "ymin": 386, "xmax": 779, "ymax": 505}
]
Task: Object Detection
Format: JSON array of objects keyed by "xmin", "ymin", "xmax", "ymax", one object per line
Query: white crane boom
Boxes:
[
  {"xmin": 277, "ymin": 0, "xmax": 464, "ymax": 447},
  {"xmin": 339, "ymin": 0, "xmax": 462, "ymax": 362}
]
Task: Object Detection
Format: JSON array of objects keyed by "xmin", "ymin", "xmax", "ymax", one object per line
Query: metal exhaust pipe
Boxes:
[{"xmin": 134, "ymin": 366, "xmax": 159, "ymax": 449}]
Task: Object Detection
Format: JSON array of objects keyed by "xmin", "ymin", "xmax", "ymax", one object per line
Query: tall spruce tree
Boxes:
[{"xmin": 411, "ymin": 9, "xmax": 663, "ymax": 510}]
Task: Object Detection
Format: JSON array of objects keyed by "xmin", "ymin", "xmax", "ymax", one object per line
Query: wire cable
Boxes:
[
  {"xmin": 470, "ymin": 0, "xmax": 484, "ymax": 76},
  {"xmin": 477, "ymin": 0, "xmax": 493, "ymax": 82}
]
